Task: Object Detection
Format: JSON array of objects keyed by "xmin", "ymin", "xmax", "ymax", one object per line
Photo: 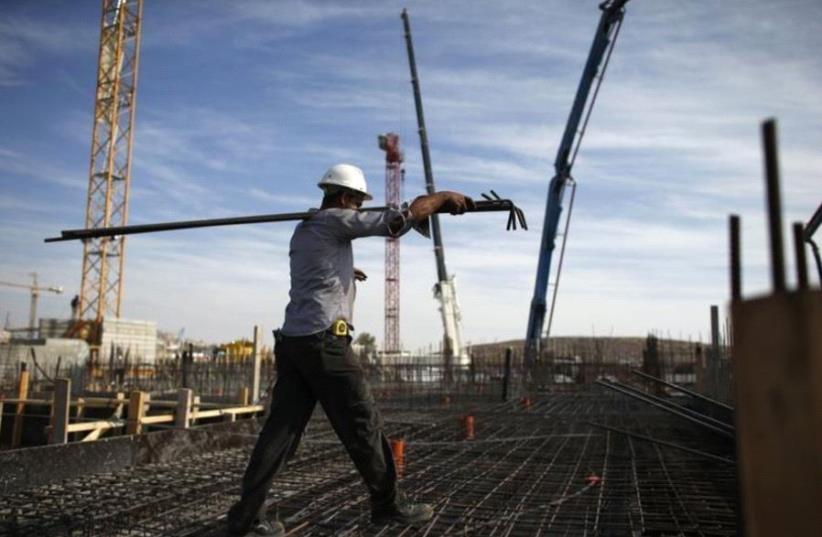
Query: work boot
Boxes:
[{"xmin": 371, "ymin": 492, "xmax": 433, "ymax": 526}]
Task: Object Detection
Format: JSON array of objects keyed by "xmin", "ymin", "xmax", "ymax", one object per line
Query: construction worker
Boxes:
[{"xmin": 225, "ymin": 163, "xmax": 474, "ymax": 536}]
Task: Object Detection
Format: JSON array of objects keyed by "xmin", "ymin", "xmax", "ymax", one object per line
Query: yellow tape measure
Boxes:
[{"xmin": 331, "ymin": 319, "xmax": 349, "ymax": 337}]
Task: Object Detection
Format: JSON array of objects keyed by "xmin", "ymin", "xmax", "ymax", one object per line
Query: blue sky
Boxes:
[{"xmin": 1, "ymin": 0, "xmax": 820, "ymax": 350}]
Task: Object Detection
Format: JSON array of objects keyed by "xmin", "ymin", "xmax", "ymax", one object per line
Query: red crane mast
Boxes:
[{"xmin": 379, "ymin": 133, "xmax": 404, "ymax": 356}]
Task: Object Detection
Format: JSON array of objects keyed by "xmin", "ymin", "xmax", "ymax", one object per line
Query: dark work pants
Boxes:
[{"xmin": 226, "ymin": 331, "xmax": 397, "ymax": 533}]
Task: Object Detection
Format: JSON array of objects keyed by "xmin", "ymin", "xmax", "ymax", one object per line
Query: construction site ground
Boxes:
[{"xmin": 0, "ymin": 391, "xmax": 737, "ymax": 536}]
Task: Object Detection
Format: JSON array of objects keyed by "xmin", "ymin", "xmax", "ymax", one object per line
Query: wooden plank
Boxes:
[
  {"xmin": 72, "ymin": 419, "xmax": 126, "ymax": 433},
  {"xmin": 81, "ymin": 426, "xmax": 106, "ymax": 442},
  {"xmin": 0, "ymin": 397, "xmax": 221, "ymax": 408},
  {"xmin": 140, "ymin": 414, "xmax": 174, "ymax": 425},
  {"xmin": 70, "ymin": 419, "xmax": 126, "ymax": 434},
  {"xmin": 193, "ymin": 409, "xmax": 222, "ymax": 419},
  {"xmin": 191, "ymin": 395, "xmax": 201, "ymax": 426},
  {"xmin": 113, "ymin": 392, "xmax": 125, "ymax": 419},
  {"xmin": 732, "ymin": 290, "xmax": 822, "ymax": 536},
  {"xmin": 45, "ymin": 419, "xmax": 123, "ymax": 435},
  {"xmin": 2, "ymin": 398, "xmax": 47, "ymax": 405},
  {"xmin": 175, "ymin": 388, "xmax": 193, "ymax": 429},
  {"xmin": 49, "ymin": 379, "xmax": 71, "ymax": 444},
  {"xmin": 11, "ymin": 365, "xmax": 30, "ymax": 448},
  {"xmin": 222, "ymin": 405, "xmax": 264, "ymax": 415},
  {"xmin": 126, "ymin": 391, "xmax": 146, "ymax": 435},
  {"xmin": 196, "ymin": 404, "xmax": 264, "ymax": 421}
]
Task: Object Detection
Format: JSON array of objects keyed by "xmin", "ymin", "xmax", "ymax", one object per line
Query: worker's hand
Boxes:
[
  {"xmin": 408, "ymin": 191, "xmax": 476, "ymax": 222},
  {"xmin": 354, "ymin": 268, "xmax": 368, "ymax": 282},
  {"xmin": 441, "ymin": 192, "xmax": 475, "ymax": 215}
]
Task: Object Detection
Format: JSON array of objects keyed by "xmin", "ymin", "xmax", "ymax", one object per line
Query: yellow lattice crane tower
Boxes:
[{"xmin": 77, "ymin": 0, "xmax": 143, "ymax": 335}]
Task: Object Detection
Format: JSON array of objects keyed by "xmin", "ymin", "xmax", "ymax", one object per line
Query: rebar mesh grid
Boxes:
[{"xmin": 0, "ymin": 392, "xmax": 737, "ymax": 536}]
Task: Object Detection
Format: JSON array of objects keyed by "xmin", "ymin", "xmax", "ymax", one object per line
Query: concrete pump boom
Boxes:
[{"xmin": 525, "ymin": 0, "xmax": 631, "ymax": 367}]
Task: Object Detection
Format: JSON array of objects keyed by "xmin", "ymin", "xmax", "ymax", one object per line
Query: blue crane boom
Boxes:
[{"xmin": 524, "ymin": 0, "xmax": 632, "ymax": 366}]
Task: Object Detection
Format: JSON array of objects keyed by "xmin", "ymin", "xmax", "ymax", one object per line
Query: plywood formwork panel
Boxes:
[{"xmin": 732, "ymin": 290, "xmax": 822, "ymax": 537}]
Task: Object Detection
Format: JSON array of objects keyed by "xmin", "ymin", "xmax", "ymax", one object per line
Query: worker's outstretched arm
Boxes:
[
  {"xmin": 386, "ymin": 191, "xmax": 474, "ymax": 235},
  {"xmin": 408, "ymin": 191, "xmax": 475, "ymax": 220}
]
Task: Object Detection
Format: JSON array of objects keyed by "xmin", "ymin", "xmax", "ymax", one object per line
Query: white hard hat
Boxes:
[{"xmin": 317, "ymin": 163, "xmax": 373, "ymax": 201}]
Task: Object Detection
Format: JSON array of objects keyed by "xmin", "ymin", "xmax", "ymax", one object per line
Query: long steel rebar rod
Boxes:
[
  {"xmin": 599, "ymin": 379, "xmax": 735, "ymax": 433},
  {"xmin": 762, "ymin": 118, "xmax": 786, "ymax": 292},
  {"xmin": 805, "ymin": 202, "xmax": 822, "ymax": 283},
  {"xmin": 45, "ymin": 195, "xmax": 526, "ymax": 243},
  {"xmin": 629, "ymin": 369, "xmax": 734, "ymax": 413},
  {"xmin": 730, "ymin": 214, "xmax": 742, "ymax": 300},
  {"xmin": 793, "ymin": 222, "xmax": 809, "ymax": 290},
  {"xmin": 595, "ymin": 380, "xmax": 735, "ymax": 438},
  {"xmin": 585, "ymin": 421, "xmax": 735, "ymax": 465}
]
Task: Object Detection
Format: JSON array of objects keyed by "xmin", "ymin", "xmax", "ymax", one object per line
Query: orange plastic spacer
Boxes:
[
  {"xmin": 463, "ymin": 415, "xmax": 475, "ymax": 440},
  {"xmin": 390, "ymin": 438, "xmax": 406, "ymax": 479},
  {"xmin": 586, "ymin": 473, "xmax": 602, "ymax": 485}
]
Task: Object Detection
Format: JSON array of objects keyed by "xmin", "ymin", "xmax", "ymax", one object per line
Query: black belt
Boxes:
[{"xmin": 277, "ymin": 320, "xmax": 352, "ymax": 341}]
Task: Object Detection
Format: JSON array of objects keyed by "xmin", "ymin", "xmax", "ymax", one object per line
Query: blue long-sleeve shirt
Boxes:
[{"xmin": 281, "ymin": 207, "xmax": 412, "ymax": 336}]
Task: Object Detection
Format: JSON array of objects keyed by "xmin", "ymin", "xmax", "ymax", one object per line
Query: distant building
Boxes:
[
  {"xmin": 39, "ymin": 317, "xmax": 157, "ymax": 364},
  {"xmin": 0, "ymin": 338, "xmax": 90, "ymax": 383}
]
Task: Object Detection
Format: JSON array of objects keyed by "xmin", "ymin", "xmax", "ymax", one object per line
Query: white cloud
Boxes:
[
  {"xmin": 0, "ymin": 14, "xmax": 91, "ymax": 86},
  {"xmin": 248, "ymin": 188, "xmax": 316, "ymax": 207},
  {"xmin": 0, "ymin": 147, "xmax": 85, "ymax": 190}
]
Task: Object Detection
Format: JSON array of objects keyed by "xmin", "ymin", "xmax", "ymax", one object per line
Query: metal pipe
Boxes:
[
  {"xmin": 762, "ymin": 119, "xmax": 786, "ymax": 292},
  {"xmin": 630, "ymin": 369, "xmax": 734, "ymax": 413}
]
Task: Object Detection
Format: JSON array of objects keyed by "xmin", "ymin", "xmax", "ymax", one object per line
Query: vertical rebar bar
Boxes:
[
  {"xmin": 709, "ymin": 305, "xmax": 720, "ymax": 400},
  {"xmin": 729, "ymin": 214, "xmax": 741, "ymax": 300},
  {"xmin": 792, "ymin": 222, "xmax": 808, "ymax": 290},
  {"xmin": 502, "ymin": 347, "xmax": 512, "ymax": 402},
  {"xmin": 761, "ymin": 119, "xmax": 786, "ymax": 292}
]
